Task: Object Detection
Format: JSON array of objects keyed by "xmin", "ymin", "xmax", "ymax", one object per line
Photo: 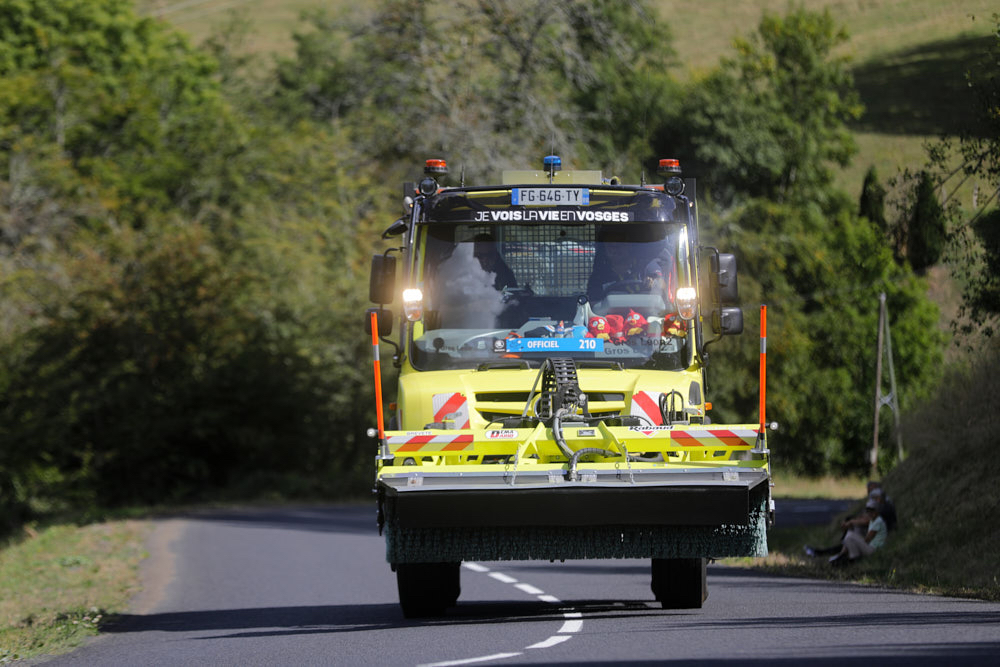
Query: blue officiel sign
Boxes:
[{"xmin": 503, "ymin": 337, "xmax": 605, "ymax": 353}]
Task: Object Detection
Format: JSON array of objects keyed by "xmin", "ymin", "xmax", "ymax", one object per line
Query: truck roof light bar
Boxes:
[
  {"xmin": 543, "ymin": 155, "xmax": 561, "ymax": 182},
  {"xmin": 658, "ymin": 159, "xmax": 685, "ymax": 195},
  {"xmin": 657, "ymin": 158, "xmax": 681, "ymax": 175},
  {"xmin": 424, "ymin": 158, "xmax": 448, "ymax": 175}
]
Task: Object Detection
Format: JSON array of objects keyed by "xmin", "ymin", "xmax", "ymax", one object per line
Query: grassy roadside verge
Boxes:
[
  {"xmin": 769, "ymin": 472, "xmax": 866, "ymax": 499},
  {"xmin": 0, "ymin": 520, "xmax": 152, "ymax": 663},
  {"xmin": 727, "ymin": 517, "xmax": 1000, "ymax": 602}
]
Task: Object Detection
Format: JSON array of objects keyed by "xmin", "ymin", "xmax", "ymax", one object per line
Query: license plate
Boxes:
[{"xmin": 512, "ymin": 188, "xmax": 589, "ymax": 206}]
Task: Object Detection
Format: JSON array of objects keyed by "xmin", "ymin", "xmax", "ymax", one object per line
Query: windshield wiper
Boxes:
[{"xmin": 477, "ymin": 360, "xmax": 533, "ymax": 371}]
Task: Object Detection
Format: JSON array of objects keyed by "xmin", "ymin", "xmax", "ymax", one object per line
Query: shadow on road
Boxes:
[
  {"xmin": 503, "ymin": 562, "xmax": 651, "ymax": 576},
  {"xmin": 510, "ymin": 642, "xmax": 1000, "ymax": 667},
  {"xmin": 102, "ymin": 598, "xmax": 672, "ymax": 639},
  {"xmin": 101, "ymin": 599, "xmax": 1000, "ymax": 666},
  {"xmin": 684, "ymin": 610, "xmax": 1000, "ymax": 630}
]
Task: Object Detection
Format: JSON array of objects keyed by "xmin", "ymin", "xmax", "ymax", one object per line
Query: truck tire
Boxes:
[
  {"xmin": 396, "ymin": 562, "xmax": 461, "ymax": 618},
  {"xmin": 650, "ymin": 558, "xmax": 707, "ymax": 609}
]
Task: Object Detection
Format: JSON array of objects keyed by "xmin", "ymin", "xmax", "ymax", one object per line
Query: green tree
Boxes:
[
  {"xmin": 273, "ymin": 0, "xmax": 676, "ymax": 181},
  {"xmin": 967, "ymin": 210, "xmax": 1000, "ymax": 331},
  {"xmin": 859, "ymin": 165, "xmax": 888, "ymax": 234},
  {"xmin": 0, "ymin": 0, "xmax": 244, "ymax": 230},
  {"xmin": 704, "ymin": 196, "xmax": 942, "ymax": 474},
  {"xmin": 907, "ymin": 170, "xmax": 947, "ymax": 274},
  {"xmin": 666, "ymin": 7, "xmax": 862, "ymax": 205}
]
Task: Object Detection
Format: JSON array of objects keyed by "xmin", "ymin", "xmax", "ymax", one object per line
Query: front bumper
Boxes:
[{"xmin": 378, "ymin": 467, "xmax": 770, "ymax": 529}]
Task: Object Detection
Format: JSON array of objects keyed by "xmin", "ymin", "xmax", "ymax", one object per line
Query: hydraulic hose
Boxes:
[
  {"xmin": 551, "ymin": 408, "xmax": 577, "ymax": 460},
  {"xmin": 556, "ymin": 407, "xmax": 617, "ymax": 481},
  {"xmin": 658, "ymin": 390, "xmax": 686, "ymax": 425},
  {"xmin": 567, "ymin": 447, "xmax": 617, "ymax": 481}
]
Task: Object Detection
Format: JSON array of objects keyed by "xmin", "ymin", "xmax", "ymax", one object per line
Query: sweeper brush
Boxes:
[{"xmin": 385, "ymin": 499, "xmax": 768, "ymax": 563}]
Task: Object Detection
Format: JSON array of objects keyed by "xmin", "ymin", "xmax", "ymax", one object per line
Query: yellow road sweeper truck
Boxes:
[{"xmin": 366, "ymin": 156, "xmax": 772, "ymax": 617}]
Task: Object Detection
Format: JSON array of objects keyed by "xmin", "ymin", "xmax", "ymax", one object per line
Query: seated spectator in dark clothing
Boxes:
[
  {"xmin": 868, "ymin": 485, "xmax": 897, "ymax": 531},
  {"xmin": 827, "ymin": 499, "xmax": 888, "ymax": 565},
  {"xmin": 805, "ymin": 480, "xmax": 897, "ymax": 557}
]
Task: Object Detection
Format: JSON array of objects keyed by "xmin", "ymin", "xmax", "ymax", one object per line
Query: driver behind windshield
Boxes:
[
  {"xmin": 472, "ymin": 233, "xmax": 517, "ymax": 291},
  {"xmin": 424, "ymin": 232, "xmax": 523, "ymax": 331},
  {"xmin": 586, "ymin": 225, "xmax": 675, "ymax": 304}
]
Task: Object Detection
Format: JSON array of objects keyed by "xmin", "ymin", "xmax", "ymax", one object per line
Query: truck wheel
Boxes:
[
  {"xmin": 651, "ymin": 558, "xmax": 707, "ymax": 609},
  {"xmin": 396, "ymin": 562, "xmax": 461, "ymax": 618}
]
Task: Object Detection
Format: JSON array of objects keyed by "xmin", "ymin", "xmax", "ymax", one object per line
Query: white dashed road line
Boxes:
[
  {"xmin": 462, "ymin": 562, "xmax": 491, "ymax": 573},
  {"xmin": 418, "ymin": 562, "xmax": 582, "ymax": 666},
  {"xmin": 514, "ymin": 583, "xmax": 545, "ymax": 595},
  {"xmin": 420, "ymin": 653, "xmax": 523, "ymax": 667},
  {"xmin": 487, "ymin": 572, "xmax": 518, "ymax": 584},
  {"xmin": 558, "ymin": 614, "xmax": 583, "ymax": 634}
]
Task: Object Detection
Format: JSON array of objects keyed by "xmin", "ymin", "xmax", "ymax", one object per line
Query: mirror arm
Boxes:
[{"xmin": 380, "ymin": 334, "xmax": 401, "ymax": 368}]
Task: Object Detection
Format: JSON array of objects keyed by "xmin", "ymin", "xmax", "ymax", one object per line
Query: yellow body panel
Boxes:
[{"xmin": 395, "ymin": 364, "xmax": 705, "ymax": 431}]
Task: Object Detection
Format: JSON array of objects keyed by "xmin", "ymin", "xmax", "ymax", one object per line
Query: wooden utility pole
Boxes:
[{"xmin": 871, "ymin": 292, "xmax": 903, "ymax": 477}]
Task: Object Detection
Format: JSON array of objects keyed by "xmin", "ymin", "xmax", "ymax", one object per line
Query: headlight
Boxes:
[
  {"xmin": 675, "ymin": 287, "xmax": 697, "ymax": 320},
  {"xmin": 402, "ymin": 288, "xmax": 423, "ymax": 321}
]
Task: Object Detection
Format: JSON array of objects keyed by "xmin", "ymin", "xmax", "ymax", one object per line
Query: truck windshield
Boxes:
[{"xmin": 408, "ymin": 193, "xmax": 693, "ymax": 371}]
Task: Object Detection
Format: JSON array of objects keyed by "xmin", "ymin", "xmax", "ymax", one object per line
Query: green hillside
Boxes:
[
  {"xmin": 139, "ymin": 0, "xmax": 997, "ymax": 64},
  {"xmin": 659, "ymin": 0, "xmax": 996, "ymax": 70},
  {"xmin": 137, "ymin": 0, "xmax": 342, "ymax": 54},
  {"xmin": 137, "ymin": 0, "xmax": 996, "ymax": 202}
]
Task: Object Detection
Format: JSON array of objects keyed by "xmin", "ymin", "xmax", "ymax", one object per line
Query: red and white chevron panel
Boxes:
[
  {"xmin": 432, "ymin": 392, "xmax": 470, "ymax": 428},
  {"xmin": 629, "ymin": 390, "xmax": 664, "ymax": 425},
  {"xmin": 387, "ymin": 432, "xmax": 474, "ymax": 452},
  {"xmin": 671, "ymin": 428, "xmax": 758, "ymax": 448}
]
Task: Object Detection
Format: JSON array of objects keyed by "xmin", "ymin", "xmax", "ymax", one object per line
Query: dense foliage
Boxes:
[
  {"xmin": 0, "ymin": 0, "xmax": 381, "ymax": 525},
  {"xmin": 931, "ymin": 15, "xmax": 1000, "ymax": 337},
  {"xmin": 272, "ymin": 0, "xmax": 677, "ymax": 181},
  {"xmin": 664, "ymin": 8, "xmax": 861, "ymax": 206},
  {"xmin": 0, "ymin": 0, "xmax": 952, "ymax": 527}
]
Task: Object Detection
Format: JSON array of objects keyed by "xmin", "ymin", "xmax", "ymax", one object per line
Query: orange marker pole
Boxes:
[
  {"xmin": 759, "ymin": 304, "xmax": 767, "ymax": 434},
  {"xmin": 370, "ymin": 311, "xmax": 386, "ymax": 441}
]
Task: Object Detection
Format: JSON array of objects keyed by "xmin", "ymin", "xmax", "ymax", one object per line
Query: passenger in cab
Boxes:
[{"xmin": 587, "ymin": 225, "xmax": 675, "ymax": 305}]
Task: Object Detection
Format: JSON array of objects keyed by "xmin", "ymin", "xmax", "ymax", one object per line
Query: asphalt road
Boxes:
[{"xmin": 45, "ymin": 505, "xmax": 1000, "ymax": 666}]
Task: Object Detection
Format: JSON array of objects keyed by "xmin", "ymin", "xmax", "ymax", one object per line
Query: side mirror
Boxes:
[
  {"xmin": 382, "ymin": 217, "xmax": 408, "ymax": 239},
  {"xmin": 711, "ymin": 253, "xmax": 739, "ymax": 305},
  {"xmin": 369, "ymin": 254, "xmax": 397, "ymax": 304},
  {"xmin": 365, "ymin": 307, "xmax": 393, "ymax": 337},
  {"xmin": 712, "ymin": 306, "xmax": 744, "ymax": 335}
]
